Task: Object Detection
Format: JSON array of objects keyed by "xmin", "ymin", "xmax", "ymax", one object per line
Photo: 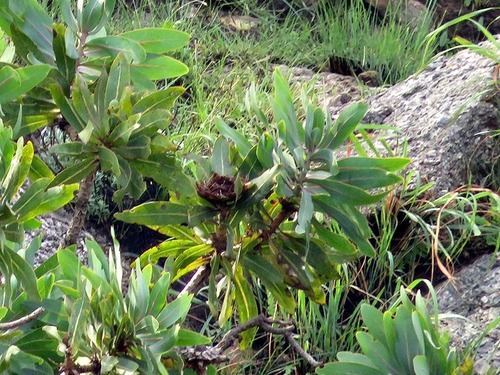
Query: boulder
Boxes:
[{"xmin": 364, "ymin": 37, "xmax": 499, "ymax": 194}]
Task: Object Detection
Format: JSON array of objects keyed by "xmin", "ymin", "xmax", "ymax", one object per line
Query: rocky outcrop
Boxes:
[{"xmin": 364, "ymin": 37, "xmax": 499, "ymax": 194}]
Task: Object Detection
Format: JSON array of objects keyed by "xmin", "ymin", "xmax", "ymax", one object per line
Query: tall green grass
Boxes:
[
  {"xmin": 313, "ymin": 0, "xmax": 438, "ymax": 83},
  {"xmin": 107, "ymin": 0, "xmax": 442, "ymax": 155}
]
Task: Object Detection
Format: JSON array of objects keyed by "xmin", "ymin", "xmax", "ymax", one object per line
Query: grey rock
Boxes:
[
  {"xmin": 364, "ymin": 38, "xmax": 499, "ymax": 194},
  {"xmin": 436, "ymin": 253, "xmax": 500, "ymax": 374}
]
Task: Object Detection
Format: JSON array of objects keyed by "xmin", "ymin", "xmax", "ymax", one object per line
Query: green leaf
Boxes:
[
  {"xmin": 135, "ymin": 239, "xmax": 198, "ymax": 267},
  {"xmin": 242, "ymin": 254, "xmax": 283, "ymax": 284},
  {"xmin": 337, "ymin": 157, "xmax": 411, "ymax": 172},
  {"xmin": 309, "ymin": 149, "xmax": 336, "ymax": 173},
  {"xmin": 146, "ymin": 328, "xmax": 179, "ymax": 356},
  {"xmin": 115, "ymin": 202, "xmax": 189, "ymax": 226},
  {"xmin": 305, "ymin": 106, "xmax": 325, "ymax": 150},
  {"xmin": 29, "ymin": 155, "xmax": 54, "ymax": 180},
  {"xmin": 129, "ymin": 158, "xmax": 196, "ymax": 197},
  {"xmin": 233, "ymin": 264, "xmax": 258, "ymax": 348},
  {"xmin": 79, "ymin": 123, "xmax": 94, "ymax": 145},
  {"xmin": 57, "ymin": 248, "xmax": 81, "ymax": 283},
  {"xmin": 149, "ymin": 225, "xmax": 200, "ymax": 242},
  {"xmin": 59, "ymin": 0, "xmax": 78, "ymax": 33},
  {"xmin": 85, "ymin": 35, "xmax": 146, "ymax": 62},
  {"xmin": 147, "ymin": 272, "xmax": 170, "ymax": 316},
  {"xmin": 3, "ymin": 139, "xmax": 33, "ymax": 202},
  {"xmin": 0, "ymin": 307, "xmax": 7, "ymax": 320},
  {"xmin": 285, "ymin": 236, "xmax": 340, "ymax": 281},
  {"xmin": 114, "ymin": 135, "xmax": 151, "ymax": 160},
  {"xmin": 316, "ymin": 362, "xmax": 385, "ymax": 375},
  {"xmin": 107, "ymin": 115, "xmax": 141, "ymax": 145},
  {"xmin": 0, "ymin": 65, "xmax": 51, "ymax": 104},
  {"xmin": 356, "ymin": 332, "xmax": 401, "ymax": 374},
  {"xmin": 132, "ymin": 87, "xmax": 185, "ymax": 114},
  {"xmin": 361, "ymin": 304, "xmax": 388, "ymax": 348},
  {"xmin": 72, "ymin": 78, "xmax": 98, "ymax": 131},
  {"xmin": 312, "ymin": 221, "xmax": 358, "ymax": 261},
  {"xmin": 336, "ymin": 352, "xmax": 378, "ymax": 368},
  {"xmin": 131, "ymin": 55, "xmax": 189, "ymax": 80},
  {"xmin": 132, "ymin": 263, "xmax": 150, "ymax": 318},
  {"xmin": 312, "ymin": 196, "xmax": 375, "ymax": 257},
  {"xmin": 68, "ymin": 298, "xmax": 89, "ymax": 350},
  {"xmin": 0, "ymin": 66, "xmax": 21, "ymax": 95},
  {"xmin": 9, "ymin": 112, "xmax": 59, "ymax": 138},
  {"xmin": 413, "ymin": 355, "xmax": 430, "ymax": 375},
  {"xmin": 120, "ymin": 28, "xmax": 190, "ymax": 53},
  {"xmin": 394, "ymin": 306, "xmax": 420, "ymax": 373},
  {"xmin": 296, "ymin": 191, "xmax": 313, "ymax": 234},
  {"xmin": 157, "ymin": 294, "xmax": 192, "ymax": 329},
  {"xmin": 104, "ymin": 54, "xmax": 131, "ymax": 108},
  {"xmin": 49, "ymin": 158, "xmax": 97, "ymax": 187},
  {"xmin": 50, "ymin": 142, "xmax": 86, "ymax": 156},
  {"xmin": 256, "ymin": 132, "xmax": 275, "ymax": 169},
  {"xmin": 188, "ymin": 205, "xmax": 218, "ymax": 227},
  {"xmin": 323, "ymin": 102, "xmax": 368, "ymax": 149},
  {"xmin": 238, "ymin": 145, "xmax": 265, "ymax": 179},
  {"xmin": 173, "ymin": 244, "xmax": 213, "ymax": 280},
  {"xmin": 215, "ymin": 118, "xmax": 252, "ymax": 156},
  {"xmin": 335, "ymin": 167, "xmax": 402, "ymax": 190},
  {"xmin": 211, "ymin": 137, "xmax": 233, "ymax": 176},
  {"xmin": 383, "ymin": 310, "xmax": 397, "ymax": 357},
  {"xmin": 272, "ymin": 69, "xmax": 302, "ymax": 149},
  {"xmin": 5, "ymin": 0, "xmax": 55, "ymax": 62},
  {"xmin": 177, "ymin": 329, "xmax": 211, "ymax": 347},
  {"xmin": 81, "ymin": 0, "xmax": 106, "ymax": 33},
  {"xmin": 150, "ymin": 134, "xmax": 177, "ymax": 154},
  {"xmin": 113, "ymin": 157, "xmax": 143, "ymax": 201},
  {"xmin": 234, "ymin": 165, "xmax": 278, "ymax": 210},
  {"xmin": 50, "ymin": 84, "xmax": 86, "ymax": 132},
  {"xmin": 12, "ymin": 178, "xmax": 50, "ymax": 219},
  {"xmin": 0, "ymin": 246, "xmax": 40, "ymax": 301},
  {"xmin": 52, "ymin": 23, "xmax": 77, "ymax": 84},
  {"xmin": 306, "ymin": 177, "xmax": 388, "ymax": 205},
  {"xmin": 98, "ymin": 146, "xmax": 121, "ymax": 176}
]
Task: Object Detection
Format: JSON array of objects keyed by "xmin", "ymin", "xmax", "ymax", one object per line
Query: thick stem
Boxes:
[
  {"xmin": 261, "ymin": 199, "xmax": 297, "ymax": 241},
  {"xmin": 60, "ymin": 170, "xmax": 96, "ymax": 248}
]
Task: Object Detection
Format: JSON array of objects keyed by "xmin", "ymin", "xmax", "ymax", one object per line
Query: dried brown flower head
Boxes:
[{"xmin": 196, "ymin": 173, "xmax": 237, "ymax": 205}]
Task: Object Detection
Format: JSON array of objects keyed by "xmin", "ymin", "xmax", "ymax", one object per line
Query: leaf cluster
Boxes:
[
  {"xmin": 116, "ymin": 69, "xmax": 410, "ymax": 346},
  {"xmin": 316, "ymin": 283, "xmax": 468, "ymax": 375}
]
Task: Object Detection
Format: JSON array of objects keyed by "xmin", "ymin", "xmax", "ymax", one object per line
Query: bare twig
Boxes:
[
  {"xmin": 282, "ymin": 329, "xmax": 322, "ymax": 368},
  {"xmin": 179, "ymin": 313, "xmax": 323, "ymax": 372},
  {"xmin": 0, "ymin": 307, "xmax": 45, "ymax": 330}
]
